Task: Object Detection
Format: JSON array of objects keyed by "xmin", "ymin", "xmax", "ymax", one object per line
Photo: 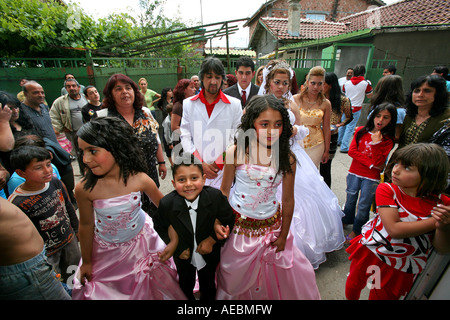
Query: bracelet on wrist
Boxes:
[{"xmin": 158, "ymin": 161, "xmax": 165, "ymax": 165}]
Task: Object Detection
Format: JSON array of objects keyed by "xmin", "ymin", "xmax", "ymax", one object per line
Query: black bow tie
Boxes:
[{"xmin": 186, "ymin": 203, "xmax": 198, "ymax": 211}]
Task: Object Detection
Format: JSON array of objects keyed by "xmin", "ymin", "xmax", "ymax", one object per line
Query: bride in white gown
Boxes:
[{"xmin": 258, "ymin": 60, "xmax": 345, "ymax": 269}]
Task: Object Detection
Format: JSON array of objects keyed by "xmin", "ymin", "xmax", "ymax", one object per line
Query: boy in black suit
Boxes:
[
  {"xmin": 223, "ymin": 56, "xmax": 260, "ymax": 108},
  {"xmin": 154, "ymin": 153, "xmax": 234, "ymax": 300}
]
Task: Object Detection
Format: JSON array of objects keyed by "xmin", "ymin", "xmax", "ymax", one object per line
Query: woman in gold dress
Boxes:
[{"xmin": 293, "ymin": 66, "xmax": 331, "ymax": 169}]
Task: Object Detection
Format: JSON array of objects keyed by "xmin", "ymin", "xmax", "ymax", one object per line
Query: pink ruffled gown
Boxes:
[
  {"xmin": 72, "ymin": 192, "xmax": 186, "ymax": 300},
  {"xmin": 216, "ymin": 165, "xmax": 320, "ymax": 300}
]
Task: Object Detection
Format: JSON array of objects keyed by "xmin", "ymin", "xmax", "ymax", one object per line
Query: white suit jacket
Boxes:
[{"xmin": 180, "ymin": 91, "xmax": 242, "ymax": 186}]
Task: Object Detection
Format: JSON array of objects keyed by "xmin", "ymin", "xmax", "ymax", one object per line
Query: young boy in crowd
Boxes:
[
  {"xmin": 8, "ymin": 145, "xmax": 80, "ymax": 284},
  {"xmin": 154, "ymin": 152, "xmax": 234, "ymax": 300}
]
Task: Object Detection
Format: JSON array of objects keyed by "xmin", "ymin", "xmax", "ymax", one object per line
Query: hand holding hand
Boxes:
[
  {"xmin": 197, "ymin": 237, "xmax": 215, "ymax": 255},
  {"xmin": 202, "ymin": 162, "xmax": 219, "ymax": 179},
  {"xmin": 432, "ymin": 204, "xmax": 450, "ymax": 230},
  {"xmin": 158, "ymin": 241, "xmax": 176, "ymax": 262},
  {"xmin": 214, "ymin": 218, "xmax": 230, "ymax": 240}
]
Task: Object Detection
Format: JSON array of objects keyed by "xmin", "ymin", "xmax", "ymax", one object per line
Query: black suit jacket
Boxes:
[
  {"xmin": 154, "ymin": 186, "xmax": 235, "ymax": 266},
  {"xmin": 223, "ymin": 83, "xmax": 260, "ymax": 108}
]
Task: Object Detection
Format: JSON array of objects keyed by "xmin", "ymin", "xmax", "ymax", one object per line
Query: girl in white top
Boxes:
[
  {"xmin": 263, "ymin": 60, "xmax": 345, "ymax": 269},
  {"xmin": 216, "ymin": 95, "xmax": 320, "ymax": 300}
]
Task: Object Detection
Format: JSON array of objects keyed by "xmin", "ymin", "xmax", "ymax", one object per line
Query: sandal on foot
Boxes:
[{"xmin": 344, "ymin": 234, "xmax": 354, "ymax": 244}]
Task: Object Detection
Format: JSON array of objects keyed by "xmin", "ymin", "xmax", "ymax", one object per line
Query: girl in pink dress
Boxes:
[
  {"xmin": 72, "ymin": 117, "xmax": 186, "ymax": 300},
  {"xmin": 217, "ymin": 95, "xmax": 320, "ymax": 300},
  {"xmin": 346, "ymin": 143, "xmax": 450, "ymax": 300}
]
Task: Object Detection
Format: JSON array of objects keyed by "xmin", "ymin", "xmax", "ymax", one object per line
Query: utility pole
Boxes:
[{"xmin": 200, "ymin": 0, "xmax": 203, "ymax": 25}]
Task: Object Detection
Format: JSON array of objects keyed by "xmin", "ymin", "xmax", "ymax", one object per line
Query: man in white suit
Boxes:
[{"xmin": 179, "ymin": 57, "xmax": 242, "ymax": 188}]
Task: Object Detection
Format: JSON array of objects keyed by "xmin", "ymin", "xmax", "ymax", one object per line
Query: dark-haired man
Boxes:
[
  {"xmin": 180, "ymin": 57, "xmax": 242, "ymax": 189},
  {"xmin": 223, "ymin": 56, "xmax": 259, "ymax": 108}
]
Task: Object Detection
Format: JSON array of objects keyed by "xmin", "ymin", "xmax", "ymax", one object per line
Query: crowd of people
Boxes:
[{"xmin": 0, "ymin": 57, "xmax": 449, "ymax": 301}]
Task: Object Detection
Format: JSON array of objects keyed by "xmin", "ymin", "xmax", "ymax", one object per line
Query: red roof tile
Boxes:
[
  {"xmin": 339, "ymin": 0, "xmax": 450, "ymax": 32},
  {"xmin": 260, "ymin": 0, "xmax": 450, "ymax": 41},
  {"xmin": 261, "ymin": 17, "xmax": 347, "ymax": 40}
]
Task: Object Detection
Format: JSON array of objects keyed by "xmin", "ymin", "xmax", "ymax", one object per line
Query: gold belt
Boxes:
[{"xmin": 232, "ymin": 207, "xmax": 281, "ymax": 237}]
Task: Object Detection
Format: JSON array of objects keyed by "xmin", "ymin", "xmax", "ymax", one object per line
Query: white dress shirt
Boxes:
[{"xmin": 185, "ymin": 196, "xmax": 206, "ymax": 270}]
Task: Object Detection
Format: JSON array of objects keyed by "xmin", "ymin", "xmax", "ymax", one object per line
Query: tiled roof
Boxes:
[
  {"xmin": 244, "ymin": 0, "xmax": 386, "ymax": 27},
  {"xmin": 261, "ymin": 0, "xmax": 450, "ymax": 41},
  {"xmin": 340, "ymin": 0, "xmax": 450, "ymax": 32},
  {"xmin": 260, "ymin": 17, "xmax": 347, "ymax": 40}
]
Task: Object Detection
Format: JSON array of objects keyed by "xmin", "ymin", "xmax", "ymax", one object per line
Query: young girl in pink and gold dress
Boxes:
[
  {"xmin": 217, "ymin": 95, "xmax": 320, "ymax": 300},
  {"xmin": 72, "ymin": 117, "xmax": 186, "ymax": 300},
  {"xmin": 262, "ymin": 60, "xmax": 345, "ymax": 270}
]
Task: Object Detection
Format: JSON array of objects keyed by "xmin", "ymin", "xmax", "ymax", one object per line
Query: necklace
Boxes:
[
  {"xmin": 306, "ymin": 97, "xmax": 317, "ymax": 105},
  {"xmin": 245, "ymin": 153, "xmax": 272, "ymax": 181},
  {"xmin": 245, "ymin": 164, "xmax": 272, "ymax": 181}
]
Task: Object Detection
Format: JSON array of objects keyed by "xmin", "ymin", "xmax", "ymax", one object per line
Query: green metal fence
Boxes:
[
  {"xmin": 1, "ymin": 55, "xmax": 395, "ymax": 107},
  {"xmin": 0, "ymin": 57, "xmax": 203, "ymax": 106}
]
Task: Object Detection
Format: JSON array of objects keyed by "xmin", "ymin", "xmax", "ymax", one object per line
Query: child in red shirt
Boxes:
[
  {"xmin": 342, "ymin": 103, "xmax": 397, "ymax": 241},
  {"xmin": 346, "ymin": 143, "xmax": 450, "ymax": 300}
]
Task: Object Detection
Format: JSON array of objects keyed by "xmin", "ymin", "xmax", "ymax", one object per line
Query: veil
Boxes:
[{"xmin": 257, "ymin": 60, "xmax": 295, "ymax": 101}]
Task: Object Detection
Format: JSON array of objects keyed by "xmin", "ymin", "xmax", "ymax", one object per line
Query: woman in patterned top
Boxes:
[
  {"xmin": 398, "ymin": 74, "xmax": 450, "ymax": 148},
  {"xmin": 99, "ymin": 74, "xmax": 167, "ymax": 216},
  {"xmin": 385, "ymin": 74, "xmax": 450, "ymax": 183}
]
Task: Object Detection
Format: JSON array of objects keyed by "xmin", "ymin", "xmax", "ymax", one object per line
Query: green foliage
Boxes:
[{"xmin": 0, "ymin": 0, "xmax": 198, "ymax": 58}]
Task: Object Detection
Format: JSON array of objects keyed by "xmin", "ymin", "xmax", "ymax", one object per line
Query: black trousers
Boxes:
[
  {"xmin": 320, "ymin": 133, "xmax": 338, "ymax": 188},
  {"xmin": 174, "ymin": 257, "xmax": 218, "ymax": 301}
]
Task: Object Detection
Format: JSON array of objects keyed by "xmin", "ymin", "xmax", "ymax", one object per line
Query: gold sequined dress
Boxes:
[{"xmin": 300, "ymin": 108, "xmax": 325, "ymax": 168}]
